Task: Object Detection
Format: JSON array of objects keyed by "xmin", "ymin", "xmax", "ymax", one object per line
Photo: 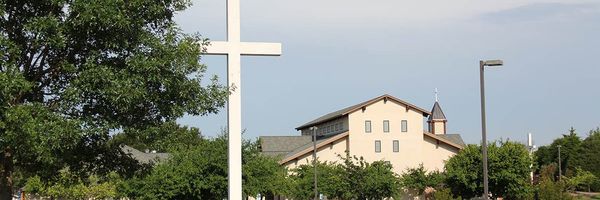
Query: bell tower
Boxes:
[{"xmin": 428, "ymin": 89, "xmax": 447, "ymax": 134}]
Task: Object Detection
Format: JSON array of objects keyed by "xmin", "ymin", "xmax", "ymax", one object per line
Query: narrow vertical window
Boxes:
[
  {"xmin": 383, "ymin": 120, "xmax": 390, "ymax": 133},
  {"xmin": 365, "ymin": 120, "xmax": 372, "ymax": 133},
  {"xmin": 401, "ymin": 120, "xmax": 408, "ymax": 132},
  {"xmin": 375, "ymin": 140, "xmax": 381, "ymax": 153},
  {"xmin": 393, "ymin": 140, "xmax": 399, "ymax": 152}
]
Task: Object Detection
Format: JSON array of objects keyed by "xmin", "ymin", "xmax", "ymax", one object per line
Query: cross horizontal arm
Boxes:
[{"xmin": 205, "ymin": 41, "xmax": 282, "ymax": 56}]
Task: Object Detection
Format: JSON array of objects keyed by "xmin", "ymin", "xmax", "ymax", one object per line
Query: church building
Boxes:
[{"xmin": 260, "ymin": 94, "xmax": 465, "ymax": 174}]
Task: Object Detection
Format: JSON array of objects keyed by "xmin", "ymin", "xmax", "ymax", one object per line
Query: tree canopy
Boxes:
[
  {"xmin": 445, "ymin": 141, "xmax": 533, "ymax": 199},
  {"xmin": 0, "ymin": 0, "xmax": 229, "ymax": 198}
]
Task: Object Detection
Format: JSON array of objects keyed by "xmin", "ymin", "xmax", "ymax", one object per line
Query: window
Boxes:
[
  {"xmin": 393, "ymin": 140, "xmax": 399, "ymax": 152},
  {"xmin": 365, "ymin": 120, "xmax": 372, "ymax": 133},
  {"xmin": 383, "ymin": 120, "xmax": 390, "ymax": 132},
  {"xmin": 401, "ymin": 120, "xmax": 408, "ymax": 132},
  {"xmin": 375, "ymin": 140, "xmax": 381, "ymax": 153}
]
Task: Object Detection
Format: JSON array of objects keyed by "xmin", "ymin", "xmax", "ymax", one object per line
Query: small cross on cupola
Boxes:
[{"xmin": 428, "ymin": 88, "xmax": 447, "ymax": 135}]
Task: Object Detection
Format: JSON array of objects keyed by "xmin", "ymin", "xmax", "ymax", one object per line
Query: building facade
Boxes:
[{"xmin": 261, "ymin": 94, "xmax": 465, "ymax": 175}]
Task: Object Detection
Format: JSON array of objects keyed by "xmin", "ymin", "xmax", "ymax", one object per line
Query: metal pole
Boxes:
[
  {"xmin": 480, "ymin": 60, "xmax": 489, "ymax": 200},
  {"xmin": 312, "ymin": 126, "xmax": 318, "ymax": 200},
  {"xmin": 558, "ymin": 145, "xmax": 562, "ymax": 181}
]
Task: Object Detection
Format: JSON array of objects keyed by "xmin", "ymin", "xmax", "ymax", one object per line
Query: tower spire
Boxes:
[{"xmin": 435, "ymin": 88, "xmax": 439, "ymax": 102}]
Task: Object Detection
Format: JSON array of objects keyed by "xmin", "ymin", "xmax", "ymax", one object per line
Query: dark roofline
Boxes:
[
  {"xmin": 422, "ymin": 132, "xmax": 464, "ymax": 150},
  {"xmin": 296, "ymin": 94, "xmax": 431, "ymax": 130}
]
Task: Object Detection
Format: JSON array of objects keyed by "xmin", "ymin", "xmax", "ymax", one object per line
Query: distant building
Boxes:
[
  {"xmin": 260, "ymin": 94, "xmax": 465, "ymax": 174},
  {"xmin": 120, "ymin": 145, "xmax": 170, "ymax": 164}
]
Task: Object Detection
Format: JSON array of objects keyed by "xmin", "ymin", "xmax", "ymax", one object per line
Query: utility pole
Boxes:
[{"xmin": 557, "ymin": 145, "xmax": 562, "ymax": 181}]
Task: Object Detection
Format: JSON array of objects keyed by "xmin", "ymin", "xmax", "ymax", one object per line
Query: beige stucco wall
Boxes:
[
  {"xmin": 421, "ymin": 135, "xmax": 459, "ymax": 171},
  {"xmin": 284, "ymin": 136, "xmax": 348, "ymax": 169},
  {"xmin": 434, "ymin": 122, "xmax": 445, "ymax": 135},
  {"xmin": 347, "ymin": 99, "xmax": 426, "ymax": 174}
]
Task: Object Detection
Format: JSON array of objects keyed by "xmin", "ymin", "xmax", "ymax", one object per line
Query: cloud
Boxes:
[{"xmin": 480, "ymin": 2, "xmax": 600, "ymax": 24}]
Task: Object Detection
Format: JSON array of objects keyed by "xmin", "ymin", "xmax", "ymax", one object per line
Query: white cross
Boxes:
[{"xmin": 203, "ymin": 0, "xmax": 281, "ymax": 199}]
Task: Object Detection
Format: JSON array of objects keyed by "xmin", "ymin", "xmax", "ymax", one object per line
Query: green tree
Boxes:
[
  {"xmin": 111, "ymin": 121, "xmax": 204, "ymax": 152},
  {"xmin": 126, "ymin": 137, "xmax": 229, "ymax": 200},
  {"xmin": 400, "ymin": 164, "xmax": 445, "ymax": 195},
  {"xmin": 571, "ymin": 128, "xmax": 600, "ymax": 191},
  {"xmin": 287, "ymin": 155, "xmax": 401, "ymax": 200},
  {"xmin": 567, "ymin": 167, "xmax": 598, "ymax": 192},
  {"xmin": 124, "ymin": 135, "xmax": 288, "ymax": 199},
  {"xmin": 0, "ymin": 0, "xmax": 229, "ymax": 198},
  {"xmin": 243, "ymin": 139, "xmax": 288, "ymax": 198},
  {"xmin": 535, "ymin": 127, "xmax": 582, "ymax": 177},
  {"xmin": 445, "ymin": 141, "xmax": 533, "ymax": 199},
  {"xmin": 537, "ymin": 164, "xmax": 573, "ymax": 200}
]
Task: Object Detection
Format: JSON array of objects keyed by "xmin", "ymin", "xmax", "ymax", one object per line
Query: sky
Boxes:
[{"xmin": 174, "ymin": 0, "xmax": 600, "ymax": 146}]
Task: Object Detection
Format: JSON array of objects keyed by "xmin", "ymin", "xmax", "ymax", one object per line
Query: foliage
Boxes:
[
  {"xmin": 536, "ymin": 127, "xmax": 600, "ymax": 192},
  {"xmin": 571, "ymin": 128, "xmax": 600, "ymax": 191},
  {"xmin": 111, "ymin": 121, "xmax": 204, "ymax": 152},
  {"xmin": 433, "ymin": 188, "xmax": 462, "ymax": 200},
  {"xmin": 537, "ymin": 164, "xmax": 573, "ymax": 200},
  {"xmin": 445, "ymin": 141, "xmax": 533, "ymax": 200},
  {"xmin": 400, "ymin": 164, "xmax": 445, "ymax": 195},
  {"xmin": 125, "ymin": 137, "xmax": 228, "ymax": 200},
  {"xmin": 22, "ymin": 170, "xmax": 123, "ymax": 199},
  {"xmin": 0, "ymin": 0, "xmax": 229, "ymax": 197},
  {"xmin": 123, "ymin": 135, "xmax": 288, "ymax": 199},
  {"xmin": 535, "ymin": 127, "xmax": 583, "ymax": 177},
  {"xmin": 243, "ymin": 139, "xmax": 288, "ymax": 198},
  {"xmin": 567, "ymin": 167, "xmax": 599, "ymax": 192},
  {"xmin": 287, "ymin": 155, "xmax": 401, "ymax": 199}
]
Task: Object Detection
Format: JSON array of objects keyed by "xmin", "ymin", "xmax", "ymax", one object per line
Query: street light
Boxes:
[
  {"xmin": 310, "ymin": 126, "xmax": 319, "ymax": 200},
  {"xmin": 480, "ymin": 59, "xmax": 503, "ymax": 200}
]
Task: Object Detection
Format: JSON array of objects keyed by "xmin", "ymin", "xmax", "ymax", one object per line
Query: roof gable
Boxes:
[{"xmin": 296, "ymin": 94, "xmax": 431, "ymax": 130}]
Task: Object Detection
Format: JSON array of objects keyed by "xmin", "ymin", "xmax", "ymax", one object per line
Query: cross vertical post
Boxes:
[{"xmin": 203, "ymin": 0, "xmax": 282, "ymax": 199}]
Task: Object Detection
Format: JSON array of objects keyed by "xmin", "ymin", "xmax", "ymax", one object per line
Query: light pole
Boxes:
[
  {"xmin": 479, "ymin": 59, "xmax": 503, "ymax": 200},
  {"xmin": 557, "ymin": 145, "xmax": 562, "ymax": 181},
  {"xmin": 310, "ymin": 126, "xmax": 319, "ymax": 200}
]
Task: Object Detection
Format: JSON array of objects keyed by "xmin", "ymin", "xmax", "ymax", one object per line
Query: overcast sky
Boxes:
[{"xmin": 174, "ymin": 0, "xmax": 600, "ymax": 146}]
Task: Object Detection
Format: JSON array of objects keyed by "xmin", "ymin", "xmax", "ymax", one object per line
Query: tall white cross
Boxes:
[{"xmin": 203, "ymin": 0, "xmax": 281, "ymax": 199}]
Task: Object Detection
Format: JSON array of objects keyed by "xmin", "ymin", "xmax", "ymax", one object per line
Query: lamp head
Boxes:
[{"xmin": 483, "ymin": 60, "xmax": 503, "ymax": 67}]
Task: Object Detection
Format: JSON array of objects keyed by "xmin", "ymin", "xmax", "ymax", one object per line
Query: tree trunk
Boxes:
[{"xmin": 0, "ymin": 147, "xmax": 13, "ymax": 200}]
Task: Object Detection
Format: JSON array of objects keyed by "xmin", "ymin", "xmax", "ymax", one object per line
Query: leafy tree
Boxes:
[
  {"xmin": 537, "ymin": 164, "xmax": 573, "ymax": 200},
  {"xmin": 534, "ymin": 127, "xmax": 582, "ymax": 177},
  {"xmin": 287, "ymin": 156, "xmax": 401, "ymax": 200},
  {"xmin": 445, "ymin": 141, "xmax": 533, "ymax": 200},
  {"xmin": 0, "ymin": 0, "xmax": 229, "ymax": 198},
  {"xmin": 242, "ymin": 139, "xmax": 288, "ymax": 198},
  {"xmin": 571, "ymin": 128, "xmax": 600, "ymax": 191},
  {"xmin": 566, "ymin": 167, "xmax": 598, "ymax": 192},
  {"xmin": 125, "ymin": 137, "xmax": 229, "ymax": 200},
  {"xmin": 433, "ymin": 188, "xmax": 462, "ymax": 200},
  {"xmin": 124, "ymin": 135, "xmax": 288, "ymax": 199},
  {"xmin": 286, "ymin": 161, "xmax": 343, "ymax": 200},
  {"xmin": 22, "ymin": 170, "xmax": 124, "ymax": 199},
  {"xmin": 400, "ymin": 164, "xmax": 445, "ymax": 195},
  {"xmin": 111, "ymin": 121, "xmax": 204, "ymax": 152}
]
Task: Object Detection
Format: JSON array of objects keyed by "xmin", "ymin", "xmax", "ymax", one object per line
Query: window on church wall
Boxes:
[
  {"xmin": 365, "ymin": 120, "xmax": 372, "ymax": 133},
  {"xmin": 401, "ymin": 120, "xmax": 408, "ymax": 132},
  {"xmin": 375, "ymin": 140, "xmax": 381, "ymax": 153},
  {"xmin": 383, "ymin": 120, "xmax": 390, "ymax": 133},
  {"xmin": 393, "ymin": 140, "xmax": 399, "ymax": 152}
]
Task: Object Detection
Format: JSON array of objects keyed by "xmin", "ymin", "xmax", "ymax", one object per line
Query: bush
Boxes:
[{"xmin": 433, "ymin": 188, "xmax": 462, "ymax": 200}]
